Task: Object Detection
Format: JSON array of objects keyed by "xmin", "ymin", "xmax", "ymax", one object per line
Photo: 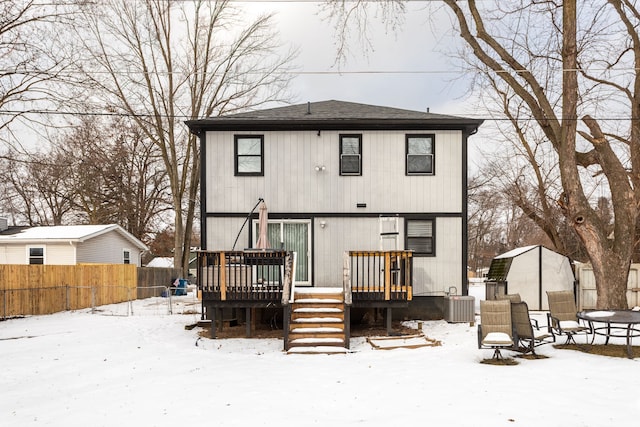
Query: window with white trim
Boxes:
[
  {"xmin": 28, "ymin": 247, "xmax": 45, "ymax": 265},
  {"xmin": 340, "ymin": 134, "xmax": 362, "ymax": 176},
  {"xmin": 406, "ymin": 219, "xmax": 435, "ymax": 256},
  {"xmin": 235, "ymin": 135, "xmax": 264, "ymax": 176},
  {"xmin": 406, "ymin": 134, "xmax": 435, "ymax": 175},
  {"xmin": 123, "ymin": 250, "xmax": 131, "ymax": 265}
]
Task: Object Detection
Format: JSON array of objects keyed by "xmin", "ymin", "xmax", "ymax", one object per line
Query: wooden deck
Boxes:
[{"xmin": 196, "ymin": 249, "xmax": 413, "ymax": 344}]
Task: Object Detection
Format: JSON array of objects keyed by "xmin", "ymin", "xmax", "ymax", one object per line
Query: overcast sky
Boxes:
[{"xmin": 249, "ymin": 1, "xmax": 476, "ymax": 115}]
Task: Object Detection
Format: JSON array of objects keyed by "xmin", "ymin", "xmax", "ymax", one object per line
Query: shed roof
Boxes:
[
  {"xmin": 0, "ymin": 224, "xmax": 148, "ymax": 251},
  {"xmin": 494, "ymin": 245, "xmax": 538, "ymax": 259},
  {"xmin": 185, "ymin": 100, "xmax": 483, "ymax": 134}
]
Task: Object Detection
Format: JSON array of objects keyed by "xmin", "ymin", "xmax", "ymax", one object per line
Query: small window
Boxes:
[
  {"xmin": 235, "ymin": 135, "xmax": 264, "ymax": 176},
  {"xmin": 406, "ymin": 134, "xmax": 435, "ymax": 175},
  {"xmin": 406, "ymin": 219, "xmax": 435, "ymax": 256},
  {"xmin": 28, "ymin": 247, "xmax": 45, "ymax": 265},
  {"xmin": 123, "ymin": 250, "xmax": 131, "ymax": 265},
  {"xmin": 340, "ymin": 134, "xmax": 362, "ymax": 176}
]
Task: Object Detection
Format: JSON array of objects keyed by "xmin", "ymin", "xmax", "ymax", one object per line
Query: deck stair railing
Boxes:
[
  {"xmin": 197, "ymin": 250, "xmax": 291, "ymax": 302},
  {"xmin": 347, "ymin": 250, "xmax": 413, "ymax": 302}
]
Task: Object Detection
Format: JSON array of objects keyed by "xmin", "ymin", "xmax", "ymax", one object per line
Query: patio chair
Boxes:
[
  {"xmin": 478, "ymin": 299, "xmax": 514, "ymax": 359},
  {"xmin": 496, "ymin": 293, "xmax": 522, "ymax": 303},
  {"xmin": 511, "ymin": 301, "xmax": 554, "ymax": 354},
  {"xmin": 546, "ymin": 290, "xmax": 591, "ymax": 344}
]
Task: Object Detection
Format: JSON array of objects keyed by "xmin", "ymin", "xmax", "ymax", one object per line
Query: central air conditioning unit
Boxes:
[{"xmin": 444, "ymin": 295, "xmax": 475, "ymax": 325}]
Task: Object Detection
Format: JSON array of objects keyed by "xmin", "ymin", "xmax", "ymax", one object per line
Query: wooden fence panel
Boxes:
[
  {"xmin": 0, "ymin": 264, "xmax": 138, "ymax": 317},
  {"xmin": 137, "ymin": 267, "xmax": 183, "ymax": 299}
]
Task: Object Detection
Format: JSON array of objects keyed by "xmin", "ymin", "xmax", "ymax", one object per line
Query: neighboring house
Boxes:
[
  {"xmin": 187, "ymin": 100, "xmax": 483, "ymax": 318},
  {"xmin": 0, "ymin": 222, "xmax": 148, "ymax": 266}
]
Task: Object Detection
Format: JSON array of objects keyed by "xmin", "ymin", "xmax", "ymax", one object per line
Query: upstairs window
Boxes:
[
  {"xmin": 406, "ymin": 134, "xmax": 435, "ymax": 175},
  {"xmin": 406, "ymin": 219, "xmax": 435, "ymax": 256},
  {"xmin": 340, "ymin": 134, "xmax": 362, "ymax": 176},
  {"xmin": 28, "ymin": 247, "xmax": 45, "ymax": 265},
  {"xmin": 123, "ymin": 250, "xmax": 131, "ymax": 265},
  {"xmin": 235, "ymin": 135, "xmax": 264, "ymax": 176}
]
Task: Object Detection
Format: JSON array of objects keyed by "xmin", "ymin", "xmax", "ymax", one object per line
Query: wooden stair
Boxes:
[{"xmin": 286, "ymin": 288, "xmax": 349, "ymax": 354}]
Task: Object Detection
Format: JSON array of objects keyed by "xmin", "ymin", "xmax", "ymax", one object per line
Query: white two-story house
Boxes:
[{"xmin": 187, "ymin": 100, "xmax": 482, "ymax": 320}]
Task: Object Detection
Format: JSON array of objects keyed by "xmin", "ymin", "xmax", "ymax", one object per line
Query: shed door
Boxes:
[{"xmin": 254, "ymin": 219, "xmax": 311, "ymax": 286}]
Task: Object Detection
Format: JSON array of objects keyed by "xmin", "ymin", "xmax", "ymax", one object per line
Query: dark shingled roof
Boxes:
[{"xmin": 186, "ymin": 100, "xmax": 483, "ymax": 134}]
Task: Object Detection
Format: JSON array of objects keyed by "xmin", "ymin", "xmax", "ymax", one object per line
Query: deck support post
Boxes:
[
  {"xmin": 344, "ymin": 306, "xmax": 351, "ymax": 349},
  {"xmin": 245, "ymin": 307, "xmax": 252, "ymax": 337},
  {"xmin": 283, "ymin": 305, "xmax": 291, "ymax": 351},
  {"xmin": 210, "ymin": 307, "xmax": 217, "ymax": 339},
  {"xmin": 386, "ymin": 307, "xmax": 393, "ymax": 335}
]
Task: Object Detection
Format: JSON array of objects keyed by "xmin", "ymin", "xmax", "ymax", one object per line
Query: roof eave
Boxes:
[{"xmin": 185, "ymin": 118, "xmax": 484, "ymax": 135}]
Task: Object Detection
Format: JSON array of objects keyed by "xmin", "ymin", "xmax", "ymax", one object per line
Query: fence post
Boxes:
[
  {"xmin": 91, "ymin": 286, "xmax": 96, "ymax": 314},
  {"xmin": 128, "ymin": 287, "xmax": 133, "ymax": 316},
  {"xmin": 65, "ymin": 285, "xmax": 70, "ymax": 311},
  {"xmin": 167, "ymin": 287, "xmax": 173, "ymax": 315},
  {"xmin": 2, "ymin": 289, "xmax": 5, "ymax": 320}
]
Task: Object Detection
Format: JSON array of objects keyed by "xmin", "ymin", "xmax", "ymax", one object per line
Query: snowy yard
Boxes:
[{"xmin": 1, "ymin": 294, "xmax": 639, "ymax": 427}]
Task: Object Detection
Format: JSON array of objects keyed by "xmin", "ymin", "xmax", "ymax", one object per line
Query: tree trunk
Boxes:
[{"xmin": 590, "ymin": 249, "xmax": 631, "ymax": 309}]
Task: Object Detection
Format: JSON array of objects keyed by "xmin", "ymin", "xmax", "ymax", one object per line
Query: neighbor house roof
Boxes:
[
  {"xmin": 0, "ymin": 224, "xmax": 148, "ymax": 251},
  {"xmin": 185, "ymin": 100, "xmax": 483, "ymax": 134},
  {"xmin": 145, "ymin": 257, "xmax": 174, "ymax": 268}
]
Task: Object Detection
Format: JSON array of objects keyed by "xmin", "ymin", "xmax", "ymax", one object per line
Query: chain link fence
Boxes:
[{"xmin": 1, "ymin": 285, "xmax": 202, "ymax": 320}]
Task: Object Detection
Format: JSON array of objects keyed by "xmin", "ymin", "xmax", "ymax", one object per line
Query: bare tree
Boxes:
[
  {"xmin": 70, "ymin": 0, "xmax": 296, "ymax": 275},
  {"xmin": 326, "ymin": 0, "xmax": 640, "ymax": 309},
  {"xmin": 0, "ymin": 0, "xmax": 78, "ymax": 148},
  {"xmin": 53, "ymin": 116, "xmax": 172, "ymax": 241},
  {"xmin": 0, "ymin": 149, "xmax": 74, "ymax": 226}
]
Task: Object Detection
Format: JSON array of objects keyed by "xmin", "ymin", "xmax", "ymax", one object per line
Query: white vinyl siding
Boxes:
[
  {"xmin": 314, "ymin": 217, "xmax": 383, "ymax": 287},
  {"xmin": 411, "ymin": 217, "xmax": 462, "ymax": 296},
  {"xmin": 0, "ymin": 243, "xmax": 76, "ymax": 264},
  {"xmin": 206, "ymin": 130, "xmax": 462, "ymax": 214},
  {"xmin": 77, "ymin": 232, "xmax": 141, "ymax": 266}
]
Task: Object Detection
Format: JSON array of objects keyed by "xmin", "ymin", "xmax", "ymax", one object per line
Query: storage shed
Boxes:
[{"xmin": 486, "ymin": 245, "xmax": 575, "ymax": 310}]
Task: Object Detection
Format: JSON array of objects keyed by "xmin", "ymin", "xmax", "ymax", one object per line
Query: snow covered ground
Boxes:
[{"xmin": 1, "ymin": 293, "xmax": 639, "ymax": 427}]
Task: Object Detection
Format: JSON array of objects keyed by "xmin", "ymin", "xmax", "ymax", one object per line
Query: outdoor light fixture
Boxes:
[
  {"xmin": 319, "ymin": 220, "xmax": 327, "ymax": 228},
  {"xmin": 314, "ymin": 165, "xmax": 326, "ymax": 172}
]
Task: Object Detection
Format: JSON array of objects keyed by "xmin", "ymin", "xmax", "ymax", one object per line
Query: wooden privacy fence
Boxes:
[
  {"xmin": 0, "ymin": 264, "xmax": 137, "ymax": 318},
  {"xmin": 137, "ymin": 267, "xmax": 183, "ymax": 299}
]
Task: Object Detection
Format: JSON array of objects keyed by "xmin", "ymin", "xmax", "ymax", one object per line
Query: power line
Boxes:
[{"xmin": 2, "ymin": 108, "xmax": 640, "ymax": 122}]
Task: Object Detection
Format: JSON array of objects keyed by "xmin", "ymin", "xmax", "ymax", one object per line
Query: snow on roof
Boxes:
[
  {"xmin": 146, "ymin": 257, "xmax": 174, "ymax": 268},
  {"xmin": 494, "ymin": 245, "xmax": 539, "ymax": 259},
  {"xmin": 0, "ymin": 224, "xmax": 148, "ymax": 250}
]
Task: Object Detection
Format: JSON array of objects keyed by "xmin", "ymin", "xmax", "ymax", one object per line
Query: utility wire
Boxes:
[{"xmin": 2, "ymin": 109, "xmax": 639, "ymax": 121}]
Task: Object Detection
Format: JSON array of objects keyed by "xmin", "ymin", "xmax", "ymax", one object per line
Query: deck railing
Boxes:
[
  {"xmin": 346, "ymin": 250, "xmax": 413, "ymax": 302},
  {"xmin": 197, "ymin": 250, "xmax": 292, "ymax": 303}
]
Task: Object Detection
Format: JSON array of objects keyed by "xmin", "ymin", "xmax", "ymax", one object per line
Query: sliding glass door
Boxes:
[{"xmin": 254, "ymin": 219, "xmax": 310, "ymax": 285}]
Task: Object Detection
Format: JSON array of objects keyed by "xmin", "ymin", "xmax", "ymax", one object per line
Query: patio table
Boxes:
[{"xmin": 577, "ymin": 310, "xmax": 640, "ymax": 359}]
